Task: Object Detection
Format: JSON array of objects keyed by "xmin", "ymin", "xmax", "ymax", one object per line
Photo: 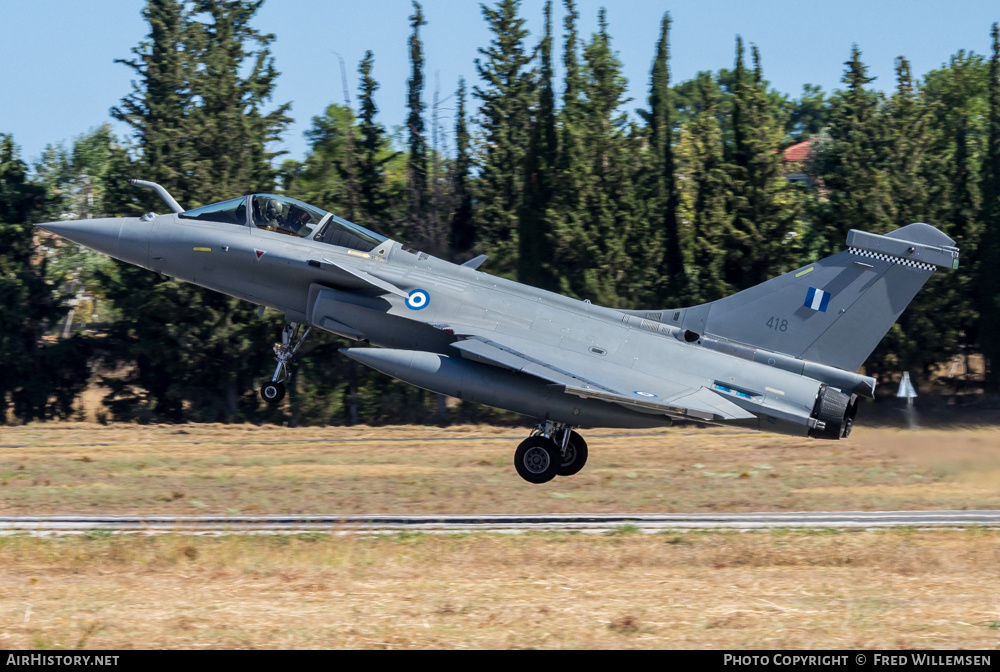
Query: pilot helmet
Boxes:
[{"xmin": 265, "ymin": 198, "xmax": 284, "ymax": 219}]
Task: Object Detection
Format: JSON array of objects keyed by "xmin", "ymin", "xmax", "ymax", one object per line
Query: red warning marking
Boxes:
[{"xmin": 255, "ymin": 249, "xmax": 266, "ymax": 261}]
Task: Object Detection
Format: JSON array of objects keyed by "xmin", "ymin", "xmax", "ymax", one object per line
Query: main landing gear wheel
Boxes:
[
  {"xmin": 259, "ymin": 322, "xmax": 311, "ymax": 406},
  {"xmin": 514, "ymin": 436, "xmax": 561, "ymax": 484},
  {"xmin": 557, "ymin": 430, "xmax": 588, "ymax": 477},
  {"xmin": 514, "ymin": 422, "xmax": 589, "ymax": 483},
  {"xmin": 260, "ymin": 381, "xmax": 286, "ymax": 404}
]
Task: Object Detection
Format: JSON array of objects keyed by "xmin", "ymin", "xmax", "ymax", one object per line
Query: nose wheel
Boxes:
[
  {"xmin": 260, "ymin": 381, "xmax": 286, "ymax": 403},
  {"xmin": 513, "ymin": 422, "xmax": 589, "ymax": 484},
  {"xmin": 260, "ymin": 322, "xmax": 311, "ymax": 405}
]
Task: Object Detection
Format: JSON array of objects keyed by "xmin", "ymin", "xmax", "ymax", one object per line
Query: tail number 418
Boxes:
[{"xmin": 766, "ymin": 316, "xmax": 789, "ymax": 332}]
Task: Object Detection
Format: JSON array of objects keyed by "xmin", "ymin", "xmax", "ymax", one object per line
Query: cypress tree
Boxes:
[
  {"xmin": 570, "ymin": 8, "xmax": 636, "ymax": 306},
  {"xmin": 872, "ymin": 56, "xmax": 957, "ymax": 384},
  {"xmin": 186, "ymin": 0, "xmax": 291, "ymax": 201},
  {"xmin": 678, "ymin": 73, "xmax": 730, "ymax": 304},
  {"xmin": 934, "ymin": 52, "xmax": 989, "ymax": 250},
  {"xmin": 887, "ymin": 56, "xmax": 930, "ymax": 228},
  {"xmin": 979, "ymin": 23, "xmax": 1000, "ymax": 393},
  {"xmin": 449, "ymin": 78, "xmax": 474, "ymax": 257},
  {"xmin": 474, "ymin": 0, "xmax": 532, "ymax": 278},
  {"xmin": 723, "ymin": 41, "xmax": 802, "ymax": 290},
  {"xmin": 549, "ymin": 0, "xmax": 588, "ymax": 295},
  {"xmin": 406, "ymin": 2, "xmax": 428, "ymax": 237},
  {"xmin": 812, "ymin": 45, "xmax": 893, "ymax": 255},
  {"xmin": 356, "ymin": 50, "xmax": 396, "ymax": 235},
  {"xmin": 921, "ymin": 51, "xmax": 988, "ymax": 379},
  {"xmin": 556, "ymin": 0, "xmax": 584, "ymax": 185},
  {"xmin": 99, "ymin": 0, "xmax": 292, "ymax": 422},
  {"xmin": 110, "ymin": 0, "xmax": 190, "ymax": 210},
  {"xmin": 730, "ymin": 37, "xmax": 749, "ymax": 172},
  {"xmin": 952, "ymin": 99, "xmax": 978, "ymax": 246},
  {"xmin": 101, "ymin": 0, "xmax": 193, "ymax": 421},
  {"xmin": 647, "ymin": 13, "xmax": 686, "ymax": 303},
  {"xmin": 517, "ymin": 0, "xmax": 557, "ymax": 290}
]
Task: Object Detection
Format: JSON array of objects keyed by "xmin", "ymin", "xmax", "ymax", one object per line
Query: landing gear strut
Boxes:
[
  {"xmin": 260, "ymin": 322, "xmax": 311, "ymax": 404},
  {"xmin": 513, "ymin": 421, "xmax": 589, "ymax": 484}
]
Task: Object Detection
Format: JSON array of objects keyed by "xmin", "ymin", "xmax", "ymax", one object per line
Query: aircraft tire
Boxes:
[
  {"xmin": 557, "ymin": 431, "xmax": 589, "ymax": 477},
  {"xmin": 514, "ymin": 436, "xmax": 561, "ymax": 484},
  {"xmin": 260, "ymin": 381, "xmax": 286, "ymax": 404}
]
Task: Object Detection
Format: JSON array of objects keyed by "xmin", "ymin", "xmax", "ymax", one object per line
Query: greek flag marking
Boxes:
[{"xmin": 804, "ymin": 287, "xmax": 831, "ymax": 312}]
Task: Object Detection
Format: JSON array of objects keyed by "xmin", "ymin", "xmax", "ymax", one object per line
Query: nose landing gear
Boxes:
[
  {"xmin": 260, "ymin": 322, "xmax": 312, "ymax": 404},
  {"xmin": 513, "ymin": 422, "xmax": 589, "ymax": 484}
]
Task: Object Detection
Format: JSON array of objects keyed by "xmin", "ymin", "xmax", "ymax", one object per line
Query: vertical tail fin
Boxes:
[{"xmin": 645, "ymin": 223, "xmax": 959, "ymax": 372}]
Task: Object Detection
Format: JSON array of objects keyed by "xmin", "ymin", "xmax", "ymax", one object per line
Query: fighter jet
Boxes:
[{"xmin": 37, "ymin": 180, "xmax": 960, "ymax": 483}]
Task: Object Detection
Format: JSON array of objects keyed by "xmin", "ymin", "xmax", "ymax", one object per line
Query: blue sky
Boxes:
[{"xmin": 1, "ymin": 0, "xmax": 997, "ymax": 165}]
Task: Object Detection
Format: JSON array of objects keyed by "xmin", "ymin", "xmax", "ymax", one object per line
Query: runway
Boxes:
[{"xmin": 2, "ymin": 511, "xmax": 999, "ymax": 535}]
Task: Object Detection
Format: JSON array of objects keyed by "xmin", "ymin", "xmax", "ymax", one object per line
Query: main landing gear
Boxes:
[
  {"xmin": 260, "ymin": 322, "xmax": 312, "ymax": 404},
  {"xmin": 514, "ymin": 422, "xmax": 589, "ymax": 484}
]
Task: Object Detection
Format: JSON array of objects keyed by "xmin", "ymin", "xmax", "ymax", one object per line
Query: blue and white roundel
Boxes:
[
  {"xmin": 634, "ymin": 391, "xmax": 658, "ymax": 398},
  {"xmin": 406, "ymin": 289, "xmax": 430, "ymax": 311}
]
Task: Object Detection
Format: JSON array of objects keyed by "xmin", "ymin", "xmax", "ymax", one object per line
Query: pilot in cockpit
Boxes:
[{"xmin": 262, "ymin": 198, "xmax": 286, "ymax": 231}]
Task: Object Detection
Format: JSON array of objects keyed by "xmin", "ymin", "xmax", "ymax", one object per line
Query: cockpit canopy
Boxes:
[{"xmin": 179, "ymin": 194, "xmax": 388, "ymax": 252}]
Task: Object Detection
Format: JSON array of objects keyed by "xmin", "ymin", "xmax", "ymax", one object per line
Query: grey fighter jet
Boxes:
[{"xmin": 37, "ymin": 180, "xmax": 960, "ymax": 483}]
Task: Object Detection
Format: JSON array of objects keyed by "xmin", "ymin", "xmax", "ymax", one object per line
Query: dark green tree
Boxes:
[
  {"xmin": 98, "ymin": 0, "xmax": 292, "ymax": 422},
  {"xmin": 923, "ymin": 52, "xmax": 989, "ymax": 248},
  {"xmin": 646, "ymin": 13, "xmax": 686, "ymax": 303},
  {"xmin": 517, "ymin": 0, "xmax": 557, "ymax": 290},
  {"xmin": 0, "ymin": 135, "xmax": 91, "ymax": 422},
  {"xmin": 723, "ymin": 40, "xmax": 803, "ymax": 289},
  {"xmin": 564, "ymin": 8, "xmax": 638, "ymax": 306},
  {"xmin": 871, "ymin": 56, "xmax": 957, "ymax": 385},
  {"xmin": 677, "ymin": 73, "xmax": 731, "ymax": 304},
  {"xmin": 921, "ymin": 51, "xmax": 988, "ymax": 377},
  {"xmin": 548, "ymin": 0, "xmax": 588, "ymax": 295},
  {"xmin": 283, "ymin": 104, "xmax": 354, "ymax": 212},
  {"xmin": 185, "ymin": 0, "xmax": 291, "ymax": 201},
  {"xmin": 406, "ymin": 1, "xmax": 428, "ymax": 238},
  {"xmin": 886, "ymin": 57, "xmax": 931, "ymax": 228},
  {"xmin": 449, "ymin": 77, "xmax": 474, "ymax": 258},
  {"xmin": 355, "ymin": 50, "xmax": 398, "ymax": 236},
  {"xmin": 555, "ymin": 0, "xmax": 584, "ymax": 189},
  {"xmin": 979, "ymin": 23, "xmax": 1000, "ymax": 393},
  {"xmin": 788, "ymin": 83, "xmax": 828, "ymax": 142},
  {"xmin": 473, "ymin": 0, "xmax": 533, "ymax": 278},
  {"xmin": 811, "ymin": 45, "xmax": 894, "ymax": 255},
  {"xmin": 110, "ymin": 0, "xmax": 191, "ymax": 209}
]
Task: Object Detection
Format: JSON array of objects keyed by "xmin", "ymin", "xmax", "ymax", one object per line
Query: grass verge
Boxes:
[{"xmin": 0, "ymin": 529, "xmax": 997, "ymax": 649}]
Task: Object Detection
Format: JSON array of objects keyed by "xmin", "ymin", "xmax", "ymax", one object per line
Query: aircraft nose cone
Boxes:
[{"xmin": 36, "ymin": 218, "xmax": 125, "ymax": 258}]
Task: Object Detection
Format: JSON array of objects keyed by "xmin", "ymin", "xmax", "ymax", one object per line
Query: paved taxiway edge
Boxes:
[{"xmin": 2, "ymin": 511, "xmax": 999, "ymax": 535}]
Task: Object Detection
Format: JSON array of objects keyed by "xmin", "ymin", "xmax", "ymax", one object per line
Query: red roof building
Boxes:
[{"xmin": 782, "ymin": 138, "xmax": 818, "ymax": 185}]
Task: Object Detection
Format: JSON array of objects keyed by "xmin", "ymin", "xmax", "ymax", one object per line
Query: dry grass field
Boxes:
[
  {"xmin": 1, "ymin": 422, "xmax": 999, "ymax": 649},
  {"xmin": 0, "ymin": 423, "xmax": 999, "ymax": 514},
  {"xmin": 0, "ymin": 530, "xmax": 998, "ymax": 649}
]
